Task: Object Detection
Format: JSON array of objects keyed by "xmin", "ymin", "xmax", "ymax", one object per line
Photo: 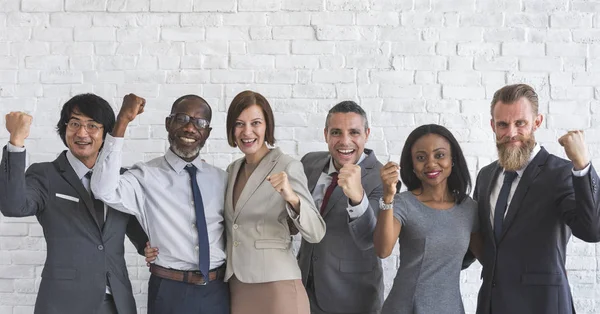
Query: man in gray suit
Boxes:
[
  {"xmin": 297, "ymin": 101, "xmax": 384, "ymax": 314},
  {"xmin": 0, "ymin": 94, "xmax": 148, "ymax": 314}
]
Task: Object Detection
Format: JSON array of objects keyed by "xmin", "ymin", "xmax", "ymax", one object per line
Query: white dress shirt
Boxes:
[
  {"xmin": 91, "ymin": 134, "xmax": 227, "ymax": 271},
  {"xmin": 489, "ymin": 144, "xmax": 591, "ymax": 227},
  {"xmin": 312, "ymin": 152, "xmax": 368, "ymax": 219}
]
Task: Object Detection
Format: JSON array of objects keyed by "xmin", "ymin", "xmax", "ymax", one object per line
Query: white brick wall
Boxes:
[{"xmin": 0, "ymin": 1, "xmax": 599, "ymax": 313}]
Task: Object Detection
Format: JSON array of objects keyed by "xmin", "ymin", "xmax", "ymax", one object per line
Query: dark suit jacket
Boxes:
[
  {"xmin": 474, "ymin": 147, "xmax": 600, "ymax": 314},
  {"xmin": 297, "ymin": 149, "xmax": 384, "ymax": 313},
  {"xmin": 0, "ymin": 148, "xmax": 148, "ymax": 314}
]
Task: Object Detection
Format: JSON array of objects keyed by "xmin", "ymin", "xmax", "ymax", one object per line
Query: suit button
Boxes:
[
  {"xmin": 234, "ymin": 241, "xmax": 240, "ymax": 247},
  {"xmin": 492, "ymin": 281, "xmax": 496, "ymax": 288},
  {"xmin": 97, "ymin": 245, "xmax": 104, "ymax": 251},
  {"xmin": 233, "ymin": 224, "xmax": 239, "ymax": 230},
  {"xmin": 312, "ymin": 256, "xmax": 318, "ymax": 261}
]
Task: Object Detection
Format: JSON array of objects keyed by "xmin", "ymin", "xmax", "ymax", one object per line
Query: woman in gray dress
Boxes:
[{"xmin": 374, "ymin": 124, "xmax": 483, "ymax": 314}]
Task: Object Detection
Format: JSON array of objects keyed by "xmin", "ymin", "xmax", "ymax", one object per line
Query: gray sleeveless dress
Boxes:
[{"xmin": 381, "ymin": 191, "xmax": 479, "ymax": 314}]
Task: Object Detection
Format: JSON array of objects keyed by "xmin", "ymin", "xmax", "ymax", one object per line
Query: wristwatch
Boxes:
[{"xmin": 379, "ymin": 197, "xmax": 393, "ymax": 210}]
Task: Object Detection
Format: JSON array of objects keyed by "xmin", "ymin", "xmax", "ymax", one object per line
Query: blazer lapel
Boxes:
[
  {"xmin": 52, "ymin": 152, "xmax": 101, "ymax": 231},
  {"xmin": 233, "ymin": 148, "xmax": 281, "ymax": 221},
  {"xmin": 499, "ymin": 147, "xmax": 548, "ymax": 241},
  {"xmin": 226, "ymin": 159, "xmax": 243, "ymax": 218},
  {"xmin": 306, "ymin": 155, "xmax": 329, "ymax": 193},
  {"xmin": 482, "ymin": 163, "xmax": 502, "ymax": 249}
]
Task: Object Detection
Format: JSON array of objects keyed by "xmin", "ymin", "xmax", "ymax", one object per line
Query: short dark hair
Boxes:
[
  {"xmin": 226, "ymin": 90, "xmax": 276, "ymax": 147},
  {"xmin": 491, "ymin": 84, "xmax": 539, "ymax": 117},
  {"xmin": 325, "ymin": 101, "xmax": 368, "ymax": 130},
  {"xmin": 399, "ymin": 124, "xmax": 471, "ymax": 204},
  {"xmin": 171, "ymin": 94, "xmax": 212, "ymax": 121},
  {"xmin": 56, "ymin": 93, "xmax": 115, "ymax": 147}
]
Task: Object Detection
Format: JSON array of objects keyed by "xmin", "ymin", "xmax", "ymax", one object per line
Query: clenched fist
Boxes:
[
  {"xmin": 268, "ymin": 171, "xmax": 301, "ymax": 210},
  {"xmin": 338, "ymin": 163, "xmax": 364, "ymax": 205},
  {"xmin": 118, "ymin": 93, "xmax": 146, "ymax": 123},
  {"xmin": 5, "ymin": 112, "xmax": 32, "ymax": 147},
  {"xmin": 558, "ymin": 130, "xmax": 590, "ymax": 171},
  {"xmin": 380, "ymin": 162, "xmax": 400, "ymax": 203}
]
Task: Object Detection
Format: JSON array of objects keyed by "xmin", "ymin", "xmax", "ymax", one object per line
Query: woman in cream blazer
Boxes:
[{"xmin": 224, "ymin": 90, "xmax": 326, "ymax": 314}]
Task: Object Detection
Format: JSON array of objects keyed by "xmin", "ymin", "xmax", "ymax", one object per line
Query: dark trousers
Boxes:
[
  {"xmin": 147, "ymin": 274, "xmax": 230, "ymax": 314},
  {"xmin": 98, "ymin": 294, "xmax": 118, "ymax": 314}
]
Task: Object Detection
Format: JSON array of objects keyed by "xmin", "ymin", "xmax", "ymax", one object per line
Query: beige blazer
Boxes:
[{"xmin": 224, "ymin": 148, "xmax": 325, "ymax": 283}]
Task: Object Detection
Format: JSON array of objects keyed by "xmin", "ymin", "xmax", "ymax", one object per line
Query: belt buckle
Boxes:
[{"xmin": 193, "ymin": 271, "xmax": 208, "ymax": 286}]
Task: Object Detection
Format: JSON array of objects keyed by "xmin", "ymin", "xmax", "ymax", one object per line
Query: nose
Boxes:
[
  {"xmin": 506, "ymin": 125, "xmax": 518, "ymax": 139},
  {"xmin": 242, "ymin": 124, "xmax": 252, "ymax": 136},
  {"xmin": 182, "ymin": 121, "xmax": 197, "ymax": 133},
  {"xmin": 75, "ymin": 125, "xmax": 89, "ymax": 137},
  {"xmin": 339, "ymin": 132, "xmax": 351, "ymax": 145}
]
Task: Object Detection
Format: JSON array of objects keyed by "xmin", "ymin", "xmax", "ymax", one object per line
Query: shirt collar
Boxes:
[
  {"xmin": 506, "ymin": 143, "xmax": 541, "ymax": 178},
  {"xmin": 66, "ymin": 150, "xmax": 93, "ymax": 180},
  {"xmin": 164, "ymin": 148, "xmax": 205, "ymax": 174},
  {"xmin": 326, "ymin": 151, "xmax": 367, "ymax": 175}
]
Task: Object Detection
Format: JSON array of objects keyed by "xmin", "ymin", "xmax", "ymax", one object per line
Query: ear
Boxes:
[
  {"xmin": 165, "ymin": 117, "xmax": 170, "ymax": 132},
  {"xmin": 323, "ymin": 128, "xmax": 328, "ymax": 143},
  {"xmin": 490, "ymin": 118, "xmax": 495, "ymax": 134},
  {"xmin": 533, "ymin": 114, "xmax": 543, "ymax": 131},
  {"xmin": 365, "ymin": 128, "xmax": 371, "ymax": 141}
]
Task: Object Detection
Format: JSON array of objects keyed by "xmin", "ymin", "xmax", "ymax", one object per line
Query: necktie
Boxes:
[
  {"xmin": 184, "ymin": 164, "xmax": 210, "ymax": 279},
  {"xmin": 320, "ymin": 172, "xmax": 338, "ymax": 215},
  {"xmin": 493, "ymin": 171, "xmax": 518, "ymax": 242},
  {"xmin": 85, "ymin": 171, "xmax": 104, "ymax": 229}
]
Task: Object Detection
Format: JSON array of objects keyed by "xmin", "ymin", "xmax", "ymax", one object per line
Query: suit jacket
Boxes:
[
  {"xmin": 224, "ymin": 148, "xmax": 325, "ymax": 283},
  {"xmin": 297, "ymin": 149, "xmax": 384, "ymax": 314},
  {"xmin": 0, "ymin": 148, "xmax": 148, "ymax": 314},
  {"xmin": 474, "ymin": 147, "xmax": 600, "ymax": 314}
]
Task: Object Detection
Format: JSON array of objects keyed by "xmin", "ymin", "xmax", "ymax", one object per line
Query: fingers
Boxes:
[
  {"xmin": 268, "ymin": 172, "xmax": 288, "ymax": 193},
  {"xmin": 558, "ymin": 130, "xmax": 584, "ymax": 147},
  {"xmin": 144, "ymin": 242, "xmax": 159, "ymax": 264}
]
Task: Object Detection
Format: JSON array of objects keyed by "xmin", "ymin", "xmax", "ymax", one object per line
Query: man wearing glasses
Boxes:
[
  {"xmin": 0, "ymin": 94, "xmax": 148, "ymax": 314},
  {"xmin": 91, "ymin": 94, "xmax": 229, "ymax": 314}
]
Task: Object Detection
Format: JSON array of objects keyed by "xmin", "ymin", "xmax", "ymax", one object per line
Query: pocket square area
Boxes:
[{"xmin": 55, "ymin": 193, "xmax": 79, "ymax": 203}]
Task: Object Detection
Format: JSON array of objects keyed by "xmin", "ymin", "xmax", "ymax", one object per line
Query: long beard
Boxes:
[{"xmin": 496, "ymin": 134, "xmax": 536, "ymax": 171}]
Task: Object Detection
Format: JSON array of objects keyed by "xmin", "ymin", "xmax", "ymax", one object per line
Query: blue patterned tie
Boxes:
[
  {"xmin": 184, "ymin": 164, "xmax": 210, "ymax": 279},
  {"xmin": 494, "ymin": 171, "xmax": 518, "ymax": 243}
]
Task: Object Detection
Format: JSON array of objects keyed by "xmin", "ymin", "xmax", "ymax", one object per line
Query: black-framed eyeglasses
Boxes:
[
  {"xmin": 168, "ymin": 113, "xmax": 210, "ymax": 130},
  {"xmin": 65, "ymin": 120, "xmax": 104, "ymax": 134}
]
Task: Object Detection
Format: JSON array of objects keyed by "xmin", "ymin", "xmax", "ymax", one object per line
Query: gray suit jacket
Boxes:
[
  {"xmin": 0, "ymin": 148, "xmax": 148, "ymax": 314},
  {"xmin": 297, "ymin": 149, "xmax": 384, "ymax": 314},
  {"xmin": 474, "ymin": 147, "xmax": 600, "ymax": 314}
]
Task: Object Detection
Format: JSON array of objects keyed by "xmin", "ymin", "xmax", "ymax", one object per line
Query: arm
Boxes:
[
  {"xmin": 90, "ymin": 94, "xmax": 147, "ymax": 218},
  {"xmin": 462, "ymin": 170, "xmax": 483, "ymax": 270},
  {"xmin": 374, "ymin": 161, "xmax": 401, "ymax": 258},
  {"xmin": 125, "ymin": 215, "xmax": 149, "ymax": 256},
  {"xmin": 0, "ymin": 112, "xmax": 46, "ymax": 217},
  {"xmin": 468, "ymin": 232, "xmax": 484, "ymax": 263},
  {"xmin": 284, "ymin": 160, "xmax": 326, "ymax": 243}
]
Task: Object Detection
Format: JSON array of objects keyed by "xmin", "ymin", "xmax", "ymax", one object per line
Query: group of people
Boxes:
[{"xmin": 0, "ymin": 83, "xmax": 598, "ymax": 314}]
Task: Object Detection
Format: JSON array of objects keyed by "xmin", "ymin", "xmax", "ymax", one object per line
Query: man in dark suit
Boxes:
[
  {"xmin": 297, "ymin": 101, "xmax": 384, "ymax": 314},
  {"xmin": 0, "ymin": 94, "xmax": 148, "ymax": 314},
  {"xmin": 474, "ymin": 84, "xmax": 600, "ymax": 314}
]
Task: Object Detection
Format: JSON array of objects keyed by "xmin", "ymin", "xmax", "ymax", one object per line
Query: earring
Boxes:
[{"xmin": 452, "ymin": 162, "xmax": 455, "ymax": 167}]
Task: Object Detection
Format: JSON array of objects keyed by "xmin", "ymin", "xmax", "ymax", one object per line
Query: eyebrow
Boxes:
[
  {"xmin": 69, "ymin": 116, "xmax": 95, "ymax": 122},
  {"xmin": 415, "ymin": 147, "xmax": 448, "ymax": 153}
]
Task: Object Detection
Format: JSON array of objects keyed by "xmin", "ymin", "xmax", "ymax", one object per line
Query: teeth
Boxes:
[
  {"xmin": 338, "ymin": 149, "xmax": 353, "ymax": 154},
  {"xmin": 242, "ymin": 139, "xmax": 255, "ymax": 143},
  {"xmin": 179, "ymin": 137, "xmax": 195, "ymax": 143}
]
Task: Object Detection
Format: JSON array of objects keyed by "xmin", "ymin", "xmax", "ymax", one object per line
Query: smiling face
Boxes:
[
  {"xmin": 233, "ymin": 104, "xmax": 268, "ymax": 156},
  {"xmin": 324, "ymin": 112, "xmax": 370, "ymax": 170},
  {"xmin": 491, "ymin": 97, "xmax": 542, "ymax": 171},
  {"xmin": 66, "ymin": 109, "xmax": 104, "ymax": 168},
  {"xmin": 166, "ymin": 98, "xmax": 212, "ymax": 161},
  {"xmin": 411, "ymin": 133, "xmax": 453, "ymax": 189}
]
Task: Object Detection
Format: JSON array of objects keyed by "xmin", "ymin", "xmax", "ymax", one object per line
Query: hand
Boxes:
[
  {"xmin": 268, "ymin": 171, "xmax": 300, "ymax": 208},
  {"xmin": 144, "ymin": 242, "xmax": 158, "ymax": 267},
  {"xmin": 5, "ymin": 111, "xmax": 32, "ymax": 147},
  {"xmin": 380, "ymin": 162, "xmax": 400, "ymax": 203},
  {"xmin": 338, "ymin": 164, "xmax": 364, "ymax": 205},
  {"xmin": 558, "ymin": 130, "xmax": 590, "ymax": 171},
  {"xmin": 117, "ymin": 93, "xmax": 146, "ymax": 123}
]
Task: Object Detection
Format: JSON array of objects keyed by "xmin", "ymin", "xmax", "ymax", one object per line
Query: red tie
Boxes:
[{"xmin": 320, "ymin": 173, "xmax": 339, "ymax": 215}]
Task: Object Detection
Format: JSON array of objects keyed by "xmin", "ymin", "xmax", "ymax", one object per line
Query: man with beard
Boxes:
[
  {"xmin": 472, "ymin": 84, "xmax": 600, "ymax": 314},
  {"xmin": 297, "ymin": 101, "xmax": 384, "ymax": 314},
  {"xmin": 91, "ymin": 94, "xmax": 229, "ymax": 314}
]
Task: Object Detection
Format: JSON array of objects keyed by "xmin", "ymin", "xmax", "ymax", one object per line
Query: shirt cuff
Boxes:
[
  {"xmin": 104, "ymin": 134, "xmax": 124, "ymax": 152},
  {"xmin": 572, "ymin": 163, "xmax": 591, "ymax": 177},
  {"xmin": 347, "ymin": 192, "xmax": 368, "ymax": 220},
  {"xmin": 286, "ymin": 203, "xmax": 300, "ymax": 221},
  {"xmin": 7, "ymin": 141, "xmax": 25, "ymax": 153}
]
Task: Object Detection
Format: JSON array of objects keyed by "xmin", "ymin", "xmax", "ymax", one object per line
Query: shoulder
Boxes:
[
  {"xmin": 301, "ymin": 151, "xmax": 328, "ymax": 163},
  {"xmin": 459, "ymin": 195, "xmax": 478, "ymax": 210},
  {"xmin": 203, "ymin": 162, "xmax": 227, "ymax": 179}
]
